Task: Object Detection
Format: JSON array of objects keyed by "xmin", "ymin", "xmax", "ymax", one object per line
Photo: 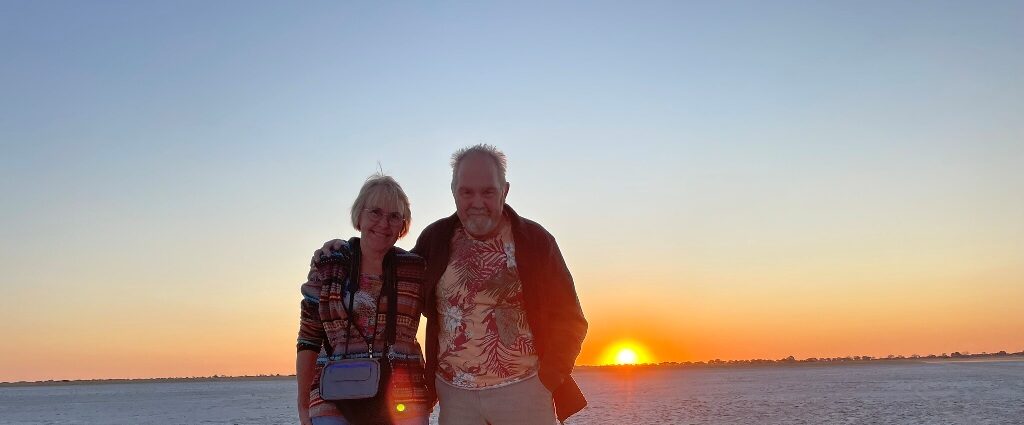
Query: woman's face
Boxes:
[{"xmin": 358, "ymin": 205, "xmax": 404, "ymax": 253}]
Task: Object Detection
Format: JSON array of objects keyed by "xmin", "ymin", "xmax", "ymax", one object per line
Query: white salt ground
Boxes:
[{"xmin": 1, "ymin": 361, "xmax": 1022, "ymax": 424}]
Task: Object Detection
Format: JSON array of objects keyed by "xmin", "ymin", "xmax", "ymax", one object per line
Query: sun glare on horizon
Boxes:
[
  {"xmin": 615, "ymin": 348, "xmax": 639, "ymax": 365},
  {"xmin": 601, "ymin": 340, "xmax": 654, "ymax": 365}
]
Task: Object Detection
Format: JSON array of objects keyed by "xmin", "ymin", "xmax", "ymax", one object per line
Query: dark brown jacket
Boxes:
[{"xmin": 412, "ymin": 205, "xmax": 588, "ymax": 422}]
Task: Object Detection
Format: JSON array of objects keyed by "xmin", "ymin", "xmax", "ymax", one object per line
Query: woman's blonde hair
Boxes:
[{"xmin": 350, "ymin": 172, "xmax": 412, "ymax": 238}]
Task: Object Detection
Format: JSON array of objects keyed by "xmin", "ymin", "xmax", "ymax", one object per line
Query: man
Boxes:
[{"xmin": 317, "ymin": 145, "xmax": 587, "ymax": 424}]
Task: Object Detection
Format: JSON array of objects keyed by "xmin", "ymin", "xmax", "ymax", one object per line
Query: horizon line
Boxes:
[{"xmin": 5, "ymin": 349, "xmax": 1021, "ymax": 385}]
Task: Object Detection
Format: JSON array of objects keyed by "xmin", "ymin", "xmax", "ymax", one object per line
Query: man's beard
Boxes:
[{"xmin": 463, "ymin": 215, "xmax": 497, "ymax": 237}]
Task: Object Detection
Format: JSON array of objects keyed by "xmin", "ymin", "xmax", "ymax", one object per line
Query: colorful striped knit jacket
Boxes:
[{"xmin": 297, "ymin": 238, "xmax": 429, "ymax": 418}]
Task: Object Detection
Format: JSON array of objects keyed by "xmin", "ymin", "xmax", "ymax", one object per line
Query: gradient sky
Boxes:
[{"xmin": 2, "ymin": 1, "xmax": 1022, "ymax": 382}]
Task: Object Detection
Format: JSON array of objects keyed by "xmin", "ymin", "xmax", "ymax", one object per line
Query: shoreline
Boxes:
[{"xmin": 4, "ymin": 354, "xmax": 1022, "ymax": 388}]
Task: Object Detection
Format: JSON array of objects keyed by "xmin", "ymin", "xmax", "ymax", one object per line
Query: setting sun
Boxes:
[
  {"xmin": 615, "ymin": 348, "xmax": 639, "ymax": 364},
  {"xmin": 600, "ymin": 340, "xmax": 655, "ymax": 365}
]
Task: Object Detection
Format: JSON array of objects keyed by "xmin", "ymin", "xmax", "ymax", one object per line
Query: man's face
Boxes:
[{"xmin": 453, "ymin": 153, "xmax": 509, "ymax": 238}]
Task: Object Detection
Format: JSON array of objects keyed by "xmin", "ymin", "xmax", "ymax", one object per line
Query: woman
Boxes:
[{"xmin": 297, "ymin": 173, "xmax": 430, "ymax": 425}]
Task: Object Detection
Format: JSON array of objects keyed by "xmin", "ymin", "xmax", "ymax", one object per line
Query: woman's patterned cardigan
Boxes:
[{"xmin": 297, "ymin": 238, "xmax": 429, "ymax": 418}]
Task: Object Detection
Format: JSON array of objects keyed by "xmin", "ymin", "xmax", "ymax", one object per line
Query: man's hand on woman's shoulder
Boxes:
[{"xmin": 311, "ymin": 239, "xmax": 347, "ymax": 264}]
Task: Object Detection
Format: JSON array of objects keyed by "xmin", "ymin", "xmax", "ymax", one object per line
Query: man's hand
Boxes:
[{"xmin": 312, "ymin": 239, "xmax": 346, "ymax": 263}]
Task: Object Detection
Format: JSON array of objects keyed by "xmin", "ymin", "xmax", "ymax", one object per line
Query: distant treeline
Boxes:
[
  {"xmin": 0, "ymin": 374, "xmax": 294, "ymax": 387},
  {"xmin": 580, "ymin": 350, "xmax": 1024, "ymax": 369}
]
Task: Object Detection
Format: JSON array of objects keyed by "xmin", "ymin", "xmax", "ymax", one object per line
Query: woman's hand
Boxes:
[{"xmin": 296, "ymin": 350, "xmax": 319, "ymax": 425}]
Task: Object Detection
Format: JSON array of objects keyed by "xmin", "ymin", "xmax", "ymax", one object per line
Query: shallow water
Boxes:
[{"xmin": 1, "ymin": 361, "xmax": 1022, "ymax": 424}]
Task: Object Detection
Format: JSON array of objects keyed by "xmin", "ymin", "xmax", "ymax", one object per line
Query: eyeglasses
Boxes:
[{"xmin": 363, "ymin": 208, "xmax": 406, "ymax": 227}]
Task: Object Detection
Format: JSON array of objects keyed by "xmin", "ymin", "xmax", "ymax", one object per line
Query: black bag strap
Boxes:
[
  {"xmin": 382, "ymin": 250, "xmax": 399, "ymax": 352},
  {"xmin": 340, "ymin": 237, "xmax": 400, "ymax": 359}
]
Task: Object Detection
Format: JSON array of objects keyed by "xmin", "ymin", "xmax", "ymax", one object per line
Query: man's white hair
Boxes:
[{"xmin": 450, "ymin": 144, "xmax": 508, "ymax": 190}]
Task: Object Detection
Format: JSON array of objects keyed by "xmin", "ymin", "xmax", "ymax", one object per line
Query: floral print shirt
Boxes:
[{"xmin": 436, "ymin": 216, "xmax": 538, "ymax": 389}]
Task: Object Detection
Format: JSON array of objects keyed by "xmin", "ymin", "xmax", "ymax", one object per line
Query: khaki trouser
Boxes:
[{"xmin": 436, "ymin": 374, "xmax": 557, "ymax": 425}]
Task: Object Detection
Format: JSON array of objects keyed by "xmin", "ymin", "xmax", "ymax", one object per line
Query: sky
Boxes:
[{"xmin": 1, "ymin": 0, "xmax": 1022, "ymax": 382}]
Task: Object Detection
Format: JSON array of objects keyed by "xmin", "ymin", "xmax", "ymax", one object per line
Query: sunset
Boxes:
[
  {"xmin": 2, "ymin": 1, "xmax": 1022, "ymax": 423},
  {"xmin": 614, "ymin": 349, "xmax": 638, "ymax": 366},
  {"xmin": 599, "ymin": 341, "xmax": 654, "ymax": 366}
]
